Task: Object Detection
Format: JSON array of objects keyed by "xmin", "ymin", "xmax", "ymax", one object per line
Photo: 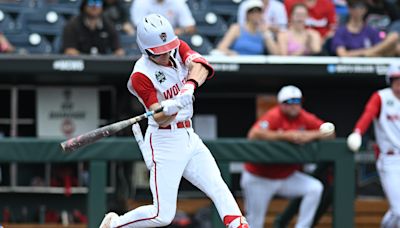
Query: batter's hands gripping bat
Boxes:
[{"xmin": 60, "ymin": 107, "xmax": 164, "ymax": 153}]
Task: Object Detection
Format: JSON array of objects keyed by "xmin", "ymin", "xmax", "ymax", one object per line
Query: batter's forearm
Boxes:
[
  {"xmin": 188, "ymin": 62, "xmax": 208, "ymax": 86},
  {"xmin": 150, "ymin": 103, "xmax": 176, "ymax": 126}
]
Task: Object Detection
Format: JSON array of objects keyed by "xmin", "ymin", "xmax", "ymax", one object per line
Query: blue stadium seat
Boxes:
[
  {"xmin": 193, "ymin": 11, "xmax": 228, "ymax": 42},
  {"xmin": 187, "ymin": 0, "xmax": 210, "ymax": 11},
  {"xmin": 52, "ymin": 35, "xmax": 62, "ymax": 54},
  {"xmin": 0, "ymin": 0, "xmax": 38, "ymax": 14},
  {"xmin": 208, "ymin": 0, "xmax": 240, "ymax": 20},
  {"xmin": 180, "ymin": 34, "xmax": 213, "ymax": 55},
  {"xmin": 41, "ymin": 0, "xmax": 81, "ymax": 19},
  {"xmin": 119, "ymin": 33, "xmax": 141, "ymax": 56},
  {"xmin": 16, "ymin": 10, "xmax": 66, "ymax": 37},
  {"xmin": 7, "ymin": 32, "xmax": 53, "ymax": 54},
  {"xmin": 0, "ymin": 10, "xmax": 16, "ymax": 33}
]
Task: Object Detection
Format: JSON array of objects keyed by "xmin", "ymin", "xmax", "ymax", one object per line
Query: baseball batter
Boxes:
[
  {"xmin": 347, "ymin": 62, "xmax": 400, "ymax": 228},
  {"xmin": 242, "ymin": 85, "xmax": 334, "ymax": 228},
  {"xmin": 99, "ymin": 14, "xmax": 248, "ymax": 228}
]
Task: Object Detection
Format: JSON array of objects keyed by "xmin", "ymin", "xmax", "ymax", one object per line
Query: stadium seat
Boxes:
[
  {"xmin": 0, "ymin": 0, "xmax": 38, "ymax": 14},
  {"xmin": 52, "ymin": 35, "xmax": 62, "ymax": 54},
  {"xmin": 6, "ymin": 32, "xmax": 53, "ymax": 54},
  {"xmin": 16, "ymin": 10, "xmax": 66, "ymax": 37},
  {"xmin": 180, "ymin": 34, "xmax": 213, "ymax": 55},
  {"xmin": 0, "ymin": 10, "xmax": 16, "ymax": 34},
  {"xmin": 41, "ymin": 0, "xmax": 81, "ymax": 19},
  {"xmin": 193, "ymin": 11, "xmax": 228, "ymax": 43},
  {"xmin": 208, "ymin": 0, "xmax": 240, "ymax": 21},
  {"xmin": 187, "ymin": 0, "xmax": 210, "ymax": 11},
  {"xmin": 119, "ymin": 34, "xmax": 141, "ymax": 56}
]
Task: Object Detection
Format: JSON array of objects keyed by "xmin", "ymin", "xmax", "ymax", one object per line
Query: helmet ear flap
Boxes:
[{"xmin": 145, "ymin": 49, "xmax": 154, "ymax": 56}]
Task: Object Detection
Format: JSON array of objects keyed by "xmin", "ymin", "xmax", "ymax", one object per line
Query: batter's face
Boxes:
[
  {"xmin": 280, "ymin": 103, "xmax": 302, "ymax": 118},
  {"xmin": 391, "ymin": 78, "xmax": 400, "ymax": 99},
  {"xmin": 149, "ymin": 52, "xmax": 171, "ymax": 66}
]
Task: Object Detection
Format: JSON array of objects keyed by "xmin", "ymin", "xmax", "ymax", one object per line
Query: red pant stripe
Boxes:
[{"xmin": 117, "ymin": 133, "xmax": 159, "ymax": 227}]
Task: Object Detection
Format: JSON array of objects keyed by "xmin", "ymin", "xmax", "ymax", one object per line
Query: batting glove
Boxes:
[
  {"xmin": 176, "ymin": 83, "xmax": 195, "ymax": 107},
  {"xmin": 347, "ymin": 131, "xmax": 362, "ymax": 152},
  {"xmin": 161, "ymin": 99, "xmax": 182, "ymax": 116}
]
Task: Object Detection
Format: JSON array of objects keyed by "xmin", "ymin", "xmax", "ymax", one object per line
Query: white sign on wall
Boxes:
[{"xmin": 36, "ymin": 87, "xmax": 99, "ymax": 138}]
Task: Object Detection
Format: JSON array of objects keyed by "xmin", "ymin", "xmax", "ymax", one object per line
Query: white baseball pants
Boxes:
[
  {"xmin": 240, "ymin": 170, "xmax": 323, "ymax": 228},
  {"xmin": 111, "ymin": 126, "xmax": 242, "ymax": 227},
  {"xmin": 377, "ymin": 155, "xmax": 400, "ymax": 228}
]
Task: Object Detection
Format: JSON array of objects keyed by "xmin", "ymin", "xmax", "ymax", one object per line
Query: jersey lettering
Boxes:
[
  {"xmin": 386, "ymin": 114, "xmax": 400, "ymax": 121},
  {"xmin": 163, "ymin": 83, "xmax": 180, "ymax": 99}
]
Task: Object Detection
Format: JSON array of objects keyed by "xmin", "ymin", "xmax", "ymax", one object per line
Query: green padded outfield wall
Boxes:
[{"xmin": 0, "ymin": 138, "xmax": 354, "ymax": 228}]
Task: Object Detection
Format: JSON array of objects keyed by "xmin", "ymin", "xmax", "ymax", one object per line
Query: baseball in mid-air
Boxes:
[{"xmin": 320, "ymin": 122, "xmax": 335, "ymax": 135}]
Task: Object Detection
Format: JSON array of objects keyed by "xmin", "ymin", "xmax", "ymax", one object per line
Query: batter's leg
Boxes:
[
  {"xmin": 182, "ymin": 131, "xmax": 245, "ymax": 227},
  {"xmin": 110, "ymin": 129, "xmax": 190, "ymax": 228},
  {"xmin": 278, "ymin": 171, "xmax": 323, "ymax": 228},
  {"xmin": 377, "ymin": 157, "xmax": 400, "ymax": 228},
  {"xmin": 240, "ymin": 170, "xmax": 281, "ymax": 228}
]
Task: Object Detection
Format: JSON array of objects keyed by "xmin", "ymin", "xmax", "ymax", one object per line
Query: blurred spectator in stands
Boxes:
[
  {"xmin": 334, "ymin": 0, "xmax": 349, "ymax": 25},
  {"xmin": 242, "ymin": 85, "xmax": 335, "ymax": 228},
  {"xmin": 365, "ymin": 0, "xmax": 400, "ymax": 32},
  {"xmin": 365, "ymin": 0, "xmax": 400, "ymax": 55},
  {"xmin": 285, "ymin": 0, "xmax": 337, "ymax": 40},
  {"xmin": 0, "ymin": 33, "xmax": 14, "ymax": 53},
  {"xmin": 62, "ymin": 0, "xmax": 125, "ymax": 56},
  {"xmin": 130, "ymin": 0, "xmax": 196, "ymax": 35},
  {"xmin": 277, "ymin": 3, "xmax": 322, "ymax": 55},
  {"xmin": 216, "ymin": 0, "xmax": 279, "ymax": 55},
  {"xmin": 331, "ymin": 0, "xmax": 399, "ymax": 57},
  {"xmin": 238, "ymin": 0, "xmax": 288, "ymax": 34},
  {"xmin": 103, "ymin": 0, "xmax": 135, "ymax": 35}
]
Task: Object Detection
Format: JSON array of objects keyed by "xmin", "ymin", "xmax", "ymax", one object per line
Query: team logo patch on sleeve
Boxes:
[
  {"xmin": 155, "ymin": 71, "xmax": 166, "ymax": 83},
  {"xmin": 259, "ymin": 121, "xmax": 269, "ymax": 129}
]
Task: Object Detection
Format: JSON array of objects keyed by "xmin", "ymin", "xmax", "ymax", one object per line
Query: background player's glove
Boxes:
[
  {"xmin": 161, "ymin": 99, "xmax": 182, "ymax": 116},
  {"xmin": 347, "ymin": 132, "xmax": 362, "ymax": 152},
  {"xmin": 175, "ymin": 83, "xmax": 195, "ymax": 107}
]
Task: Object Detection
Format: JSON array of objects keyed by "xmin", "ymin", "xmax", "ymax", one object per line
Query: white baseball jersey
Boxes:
[
  {"xmin": 111, "ymin": 42, "xmax": 245, "ymax": 228},
  {"xmin": 374, "ymin": 88, "xmax": 400, "ymax": 226},
  {"xmin": 374, "ymin": 88, "xmax": 400, "ymax": 155},
  {"xmin": 127, "ymin": 50, "xmax": 193, "ymax": 126}
]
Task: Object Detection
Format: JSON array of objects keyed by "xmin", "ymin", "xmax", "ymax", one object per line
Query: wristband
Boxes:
[{"xmin": 186, "ymin": 79, "xmax": 199, "ymax": 90}]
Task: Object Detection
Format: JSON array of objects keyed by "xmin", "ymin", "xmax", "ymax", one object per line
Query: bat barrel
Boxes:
[{"xmin": 59, "ymin": 106, "xmax": 164, "ymax": 153}]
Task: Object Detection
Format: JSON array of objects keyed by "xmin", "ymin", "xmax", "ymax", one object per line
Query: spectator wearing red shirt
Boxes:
[
  {"xmin": 284, "ymin": 0, "xmax": 337, "ymax": 39},
  {"xmin": 241, "ymin": 85, "xmax": 335, "ymax": 228}
]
